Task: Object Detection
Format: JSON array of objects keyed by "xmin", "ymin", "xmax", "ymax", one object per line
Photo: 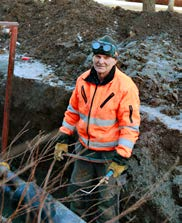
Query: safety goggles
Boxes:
[{"xmin": 91, "ymin": 40, "xmax": 117, "ymax": 57}]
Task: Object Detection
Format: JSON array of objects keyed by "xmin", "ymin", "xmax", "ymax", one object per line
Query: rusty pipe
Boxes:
[{"xmin": 1, "ymin": 22, "xmax": 19, "ymax": 153}]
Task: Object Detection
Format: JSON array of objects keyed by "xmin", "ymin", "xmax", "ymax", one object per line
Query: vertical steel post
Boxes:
[{"xmin": 1, "ymin": 22, "xmax": 19, "ymax": 153}]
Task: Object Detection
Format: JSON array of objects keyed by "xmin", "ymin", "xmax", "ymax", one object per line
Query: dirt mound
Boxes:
[{"xmin": 1, "ymin": 0, "xmax": 181, "ymax": 69}]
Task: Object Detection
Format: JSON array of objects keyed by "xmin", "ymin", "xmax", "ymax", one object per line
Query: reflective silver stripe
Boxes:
[
  {"xmin": 80, "ymin": 136, "xmax": 118, "ymax": 148},
  {"xmin": 119, "ymin": 125, "xmax": 140, "ymax": 132},
  {"xmin": 79, "ymin": 113, "xmax": 88, "ymax": 122},
  {"xmin": 67, "ymin": 104, "xmax": 79, "ymax": 114},
  {"xmin": 62, "ymin": 120, "xmax": 75, "ymax": 131},
  {"xmin": 80, "ymin": 113, "xmax": 117, "ymax": 127},
  {"xmin": 118, "ymin": 138, "xmax": 134, "ymax": 149}
]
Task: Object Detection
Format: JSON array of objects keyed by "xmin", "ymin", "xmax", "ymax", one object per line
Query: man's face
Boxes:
[{"xmin": 93, "ymin": 54, "xmax": 117, "ymax": 81}]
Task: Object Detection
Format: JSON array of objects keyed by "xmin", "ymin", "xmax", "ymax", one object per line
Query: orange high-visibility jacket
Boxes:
[{"xmin": 60, "ymin": 66, "xmax": 140, "ymax": 158}]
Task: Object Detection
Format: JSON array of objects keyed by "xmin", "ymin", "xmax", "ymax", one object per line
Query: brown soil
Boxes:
[{"xmin": 1, "ymin": 0, "xmax": 181, "ymax": 78}]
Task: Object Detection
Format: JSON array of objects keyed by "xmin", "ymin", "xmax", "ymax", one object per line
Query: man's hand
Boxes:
[
  {"xmin": 54, "ymin": 143, "xmax": 68, "ymax": 161},
  {"xmin": 54, "ymin": 133, "xmax": 70, "ymax": 161},
  {"xmin": 108, "ymin": 161, "xmax": 127, "ymax": 178}
]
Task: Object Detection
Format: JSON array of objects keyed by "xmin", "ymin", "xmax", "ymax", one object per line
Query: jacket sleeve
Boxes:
[
  {"xmin": 116, "ymin": 83, "xmax": 140, "ymax": 158},
  {"xmin": 59, "ymin": 82, "xmax": 80, "ymax": 135}
]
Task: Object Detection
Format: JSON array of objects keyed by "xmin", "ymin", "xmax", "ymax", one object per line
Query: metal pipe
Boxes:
[
  {"xmin": 0, "ymin": 22, "xmax": 19, "ymax": 153},
  {"xmin": 0, "ymin": 165, "xmax": 86, "ymax": 223},
  {"xmin": 63, "ymin": 152, "xmax": 113, "ymax": 163}
]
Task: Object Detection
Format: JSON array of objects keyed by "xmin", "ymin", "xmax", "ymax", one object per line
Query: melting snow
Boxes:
[
  {"xmin": 141, "ymin": 105, "xmax": 182, "ymax": 131},
  {"xmin": 0, "ymin": 53, "xmax": 74, "ymax": 90}
]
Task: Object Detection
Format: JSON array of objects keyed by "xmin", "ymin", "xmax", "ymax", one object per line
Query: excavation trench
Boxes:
[
  {"xmin": 0, "ymin": 74, "xmax": 181, "ymax": 223},
  {"xmin": 0, "ymin": 75, "xmax": 75, "ymax": 222}
]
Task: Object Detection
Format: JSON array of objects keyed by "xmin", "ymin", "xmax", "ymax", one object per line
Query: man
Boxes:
[{"xmin": 54, "ymin": 35, "xmax": 140, "ymax": 222}]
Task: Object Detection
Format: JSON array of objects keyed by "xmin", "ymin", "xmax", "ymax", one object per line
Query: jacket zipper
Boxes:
[
  {"xmin": 86, "ymin": 85, "xmax": 98, "ymax": 147},
  {"xmin": 129, "ymin": 105, "xmax": 133, "ymax": 123},
  {"xmin": 100, "ymin": 92, "xmax": 115, "ymax": 108}
]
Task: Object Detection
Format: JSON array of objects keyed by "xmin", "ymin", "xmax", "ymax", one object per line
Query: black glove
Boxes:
[
  {"xmin": 56, "ymin": 133, "xmax": 70, "ymax": 144},
  {"xmin": 112, "ymin": 153, "xmax": 128, "ymax": 165}
]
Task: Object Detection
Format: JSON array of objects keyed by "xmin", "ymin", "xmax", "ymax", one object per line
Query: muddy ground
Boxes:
[{"xmin": 0, "ymin": 0, "xmax": 181, "ymax": 222}]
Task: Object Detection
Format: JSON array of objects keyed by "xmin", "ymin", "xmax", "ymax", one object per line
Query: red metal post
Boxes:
[{"xmin": 1, "ymin": 22, "xmax": 19, "ymax": 153}]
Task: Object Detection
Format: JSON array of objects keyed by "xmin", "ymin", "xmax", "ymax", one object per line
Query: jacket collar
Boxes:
[{"xmin": 84, "ymin": 66, "xmax": 116, "ymax": 85}]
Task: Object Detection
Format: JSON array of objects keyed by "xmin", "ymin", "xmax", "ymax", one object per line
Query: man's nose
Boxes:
[{"xmin": 98, "ymin": 57, "xmax": 105, "ymax": 63}]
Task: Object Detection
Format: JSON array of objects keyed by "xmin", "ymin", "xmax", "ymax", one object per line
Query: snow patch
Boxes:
[
  {"xmin": 141, "ymin": 105, "xmax": 182, "ymax": 131},
  {"xmin": 0, "ymin": 53, "xmax": 74, "ymax": 91}
]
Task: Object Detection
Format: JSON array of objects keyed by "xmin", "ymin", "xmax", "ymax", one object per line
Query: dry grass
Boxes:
[{"xmin": 0, "ymin": 129, "xmax": 179, "ymax": 222}]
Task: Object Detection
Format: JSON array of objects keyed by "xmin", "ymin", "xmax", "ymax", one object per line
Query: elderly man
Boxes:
[{"xmin": 54, "ymin": 35, "xmax": 140, "ymax": 222}]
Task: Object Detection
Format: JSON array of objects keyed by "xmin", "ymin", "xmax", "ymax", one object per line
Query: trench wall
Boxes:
[{"xmin": 0, "ymin": 76, "xmax": 181, "ymax": 222}]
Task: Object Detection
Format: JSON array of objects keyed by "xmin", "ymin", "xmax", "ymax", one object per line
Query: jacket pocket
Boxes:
[
  {"xmin": 100, "ymin": 92, "xmax": 115, "ymax": 108},
  {"xmin": 81, "ymin": 85, "xmax": 87, "ymax": 104},
  {"xmin": 129, "ymin": 105, "xmax": 133, "ymax": 123}
]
